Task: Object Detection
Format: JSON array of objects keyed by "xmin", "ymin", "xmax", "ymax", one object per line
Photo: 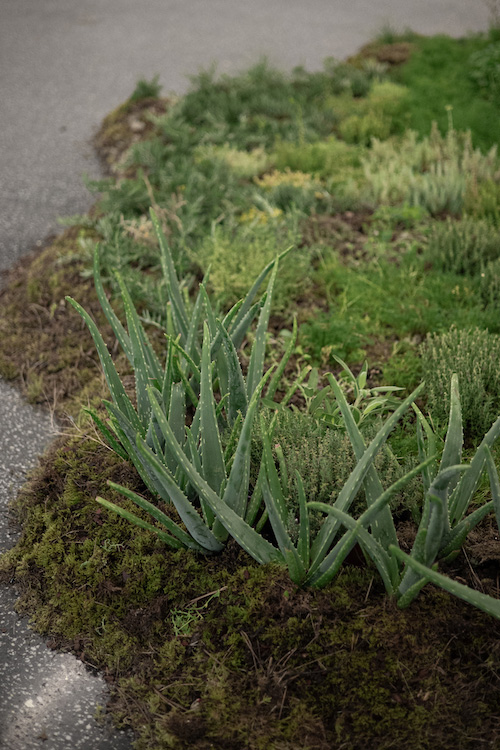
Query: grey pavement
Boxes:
[
  {"xmin": 0, "ymin": 381, "xmax": 132, "ymax": 750},
  {"xmin": 0, "ymin": 1, "xmax": 491, "ymax": 749},
  {"xmin": 0, "ymin": 0, "xmax": 490, "ymax": 272}
]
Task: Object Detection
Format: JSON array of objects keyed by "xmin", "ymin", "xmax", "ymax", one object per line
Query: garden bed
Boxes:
[{"xmin": 1, "ymin": 31, "xmax": 500, "ymax": 749}]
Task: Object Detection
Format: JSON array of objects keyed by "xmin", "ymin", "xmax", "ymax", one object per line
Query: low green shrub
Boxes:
[
  {"xmin": 480, "ymin": 257, "xmax": 500, "ymax": 305},
  {"xmin": 272, "ymin": 136, "xmax": 361, "ymax": 178},
  {"xmin": 361, "ymin": 124, "xmax": 500, "ymax": 215},
  {"xmin": 191, "ymin": 214, "xmax": 307, "ymax": 311},
  {"xmin": 420, "ymin": 326, "xmax": 500, "ymax": 440},
  {"xmin": 426, "ymin": 217, "xmax": 500, "ymax": 275},
  {"xmin": 469, "ymin": 41, "xmax": 500, "ymax": 101},
  {"xmin": 337, "ymin": 81, "xmax": 409, "ymax": 145},
  {"xmin": 465, "ymin": 179, "xmax": 500, "ymax": 226},
  {"xmin": 129, "ymin": 74, "xmax": 162, "ymax": 102}
]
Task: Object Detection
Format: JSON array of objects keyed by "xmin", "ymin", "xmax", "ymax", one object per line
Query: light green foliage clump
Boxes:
[
  {"xmin": 193, "ymin": 215, "xmax": 307, "ymax": 311},
  {"xmin": 337, "ymin": 81, "xmax": 409, "ymax": 145},
  {"xmin": 272, "ymin": 136, "xmax": 361, "ymax": 178},
  {"xmin": 193, "ymin": 144, "xmax": 270, "ymax": 179},
  {"xmin": 426, "ymin": 217, "xmax": 500, "ymax": 276},
  {"xmin": 465, "ymin": 178, "xmax": 500, "ymax": 225},
  {"xmin": 362, "ymin": 123, "xmax": 500, "ymax": 215},
  {"xmin": 128, "ymin": 74, "xmax": 162, "ymax": 102},
  {"xmin": 421, "ymin": 326, "xmax": 500, "ymax": 440}
]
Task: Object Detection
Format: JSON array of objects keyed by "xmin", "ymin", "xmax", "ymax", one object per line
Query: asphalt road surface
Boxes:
[
  {"xmin": 0, "ymin": 0, "xmax": 490, "ymax": 272},
  {"xmin": 0, "ymin": 2, "xmax": 490, "ymax": 748}
]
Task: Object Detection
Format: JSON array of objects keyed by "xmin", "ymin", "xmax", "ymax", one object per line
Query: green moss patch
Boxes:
[{"xmin": 1, "ymin": 431, "xmax": 499, "ymax": 750}]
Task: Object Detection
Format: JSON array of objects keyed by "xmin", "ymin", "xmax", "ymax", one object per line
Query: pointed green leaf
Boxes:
[
  {"xmin": 438, "ymin": 374, "xmax": 463, "ymax": 496},
  {"xmin": 246, "ymin": 259, "xmax": 278, "ymax": 399},
  {"xmin": 92, "ymin": 245, "xmax": 132, "ymax": 360},
  {"xmin": 66, "ymin": 297, "xmax": 142, "ymax": 432},
  {"xmin": 106, "ymin": 480, "xmax": 203, "ymax": 550},
  {"xmin": 96, "ymin": 496, "xmax": 186, "ymax": 549},
  {"xmin": 216, "ymin": 318, "xmax": 248, "ymax": 423},
  {"xmin": 136, "ymin": 436, "xmax": 224, "ymax": 552},
  {"xmin": 450, "ymin": 415, "xmax": 500, "ymax": 524},
  {"xmin": 199, "ymin": 323, "xmax": 226, "ymax": 494},
  {"xmin": 390, "ymin": 546, "xmax": 500, "ymax": 619},
  {"xmin": 151, "ymin": 208, "xmax": 189, "ymax": 344},
  {"xmin": 147, "ymin": 374, "xmax": 282, "ymax": 564}
]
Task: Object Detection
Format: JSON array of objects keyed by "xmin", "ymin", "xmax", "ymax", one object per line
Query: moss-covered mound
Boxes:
[{"xmin": 1, "ymin": 432, "xmax": 499, "ymax": 750}]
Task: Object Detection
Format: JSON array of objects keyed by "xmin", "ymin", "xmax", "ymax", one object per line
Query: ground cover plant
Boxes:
[{"xmin": 1, "ymin": 29, "xmax": 500, "ymax": 750}]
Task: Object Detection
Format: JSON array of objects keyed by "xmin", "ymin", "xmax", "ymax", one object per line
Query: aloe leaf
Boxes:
[
  {"xmin": 396, "ymin": 570, "xmax": 432, "ymax": 609},
  {"xmin": 151, "ymin": 208, "xmax": 189, "ymax": 344},
  {"xmin": 145, "ymin": 387, "xmax": 165, "ymax": 452},
  {"xmin": 106, "ymin": 480, "xmax": 203, "ymax": 550},
  {"xmin": 414, "ymin": 406, "xmax": 436, "ymax": 496},
  {"xmin": 261, "ymin": 422, "xmax": 288, "ymax": 525},
  {"xmin": 168, "ymin": 383, "xmax": 186, "ymax": 446},
  {"xmin": 485, "ymin": 447, "xmax": 500, "ymax": 535},
  {"xmin": 96, "ymin": 496, "xmax": 186, "ymax": 549},
  {"xmin": 229, "ymin": 246, "xmax": 293, "ymax": 336},
  {"xmin": 113, "ymin": 271, "xmax": 162, "ymax": 386},
  {"xmin": 438, "ymin": 374, "xmax": 463, "ymax": 496},
  {"xmin": 162, "ymin": 337, "xmax": 175, "ymax": 414},
  {"xmin": 306, "ymin": 455, "xmax": 436, "ymax": 590},
  {"xmin": 147, "ymin": 374, "xmax": 282, "ymax": 564},
  {"xmin": 104, "ymin": 400, "xmax": 170, "ymax": 498},
  {"xmin": 84, "ymin": 407, "xmax": 128, "ymax": 460},
  {"xmin": 266, "ymin": 316, "xmax": 298, "ymax": 403},
  {"xmin": 283, "ymin": 548, "xmax": 307, "ymax": 586},
  {"xmin": 224, "ymin": 411, "xmax": 243, "ymax": 466},
  {"xmin": 425, "ymin": 465, "xmax": 468, "ymax": 553},
  {"xmin": 227, "ymin": 299, "xmax": 263, "ymax": 352},
  {"xmin": 280, "ymin": 365, "xmax": 312, "ymax": 409},
  {"xmin": 245, "ymin": 465, "xmax": 265, "ymax": 527},
  {"xmin": 221, "ymin": 370, "xmax": 274, "ymax": 518},
  {"xmin": 309, "ymin": 381, "xmax": 425, "ymax": 577},
  {"xmin": 262, "ymin": 477, "xmax": 305, "ymax": 583},
  {"xmin": 185, "ymin": 270, "xmax": 209, "ymax": 365},
  {"xmin": 398, "ymin": 465, "xmax": 468, "ymax": 597},
  {"xmin": 307, "ymin": 503, "xmax": 394, "ymax": 592},
  {"xmin": 296, "ymin": 472, "xmax": 310, "ymax": 568},
  {"xmin": 216, "ymin": 319, "xmax": 248, "ymax": 424},
  {"xmin": 116, "ymin": 273, "xmax": 155, "ymax": 429},
  {"xmin": 450, "ymin": 415, "xmax": 500, "ymax": 524},
  {"xmin": 440, "ymin": 501, "xmax": 494, "ymax": 559},
  {"xmin": 199, "ymin": 323, "xmax": 226, "ymax": 494},
  {"xmin": 324, "ymin": 372, "xmax": 399, "ymax": 553},
  {"xmin": 92, "ymin": 246, "xmax": 132, "ymax": 360},
  {"xmin": 246, "ymin": 259, "xmax": 278, "ymax": 399},
  {"xmin": 170, "ymin": 336, "xmax": 201, "ymax": 381},
  {"xmin": 172, "ymin": 356, "xmax": 199, "ymax": 408},
  {"xmin": 136, "ymin": 436, "xmax": 223, "ymax": 552},
  {"xmin": 390, "ymin": 546, "xmax": 500, "ymax": 619},
  {"xmin": 185, "ymin": 427, "xmax": 215, "ymax": 527},
  {"xmin": 66, "ymin": 297, "xmax": 142, "ymax": 433}
]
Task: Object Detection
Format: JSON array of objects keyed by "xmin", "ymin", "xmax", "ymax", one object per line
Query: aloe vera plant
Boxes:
[
  {"xmin": 306, "ymin": 374, "xmax": 500, "ymax": 618},
  {"xmin": 66, "ymin": 208, "xmax": 295, "ymax": 553}
]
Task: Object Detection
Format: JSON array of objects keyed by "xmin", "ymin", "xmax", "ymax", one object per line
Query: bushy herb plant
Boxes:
[
  {"xmin": 426, "ymin": 217, "xmax": 500, "ymax": 276},
  {"xmin": 421, "ymin": 326, "xmax": 500, "ymax": 441}
]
